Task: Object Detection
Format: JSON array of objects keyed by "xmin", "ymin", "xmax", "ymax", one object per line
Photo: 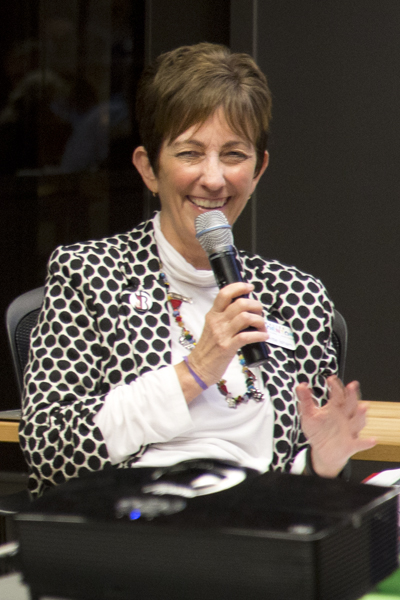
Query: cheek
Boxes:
[
  {"xmin": 161, "ymin": 170, "xmax": 194, "ymax": 194},
  {"xmin": 234, "ymin": 170, "xmax": 257, "ymax": 192},
  {"xmin": 230, "ymin": 162, "xmax": 257, "ymax": 185}
]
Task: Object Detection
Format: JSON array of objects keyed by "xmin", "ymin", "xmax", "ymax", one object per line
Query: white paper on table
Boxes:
[{"xmin": 365, "ymin": 468, "xmax": 400, "ymax": 487}]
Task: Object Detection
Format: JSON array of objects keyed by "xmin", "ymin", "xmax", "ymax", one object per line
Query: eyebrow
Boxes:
[{"xmin": 170, "ymin": 139, "xmax": 253, "ymax": 150}]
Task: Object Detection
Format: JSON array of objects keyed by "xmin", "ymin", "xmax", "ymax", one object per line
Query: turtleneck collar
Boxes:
[{"xmin": 153, "ymin": 212, "xmax": 217, "ymax": 288}]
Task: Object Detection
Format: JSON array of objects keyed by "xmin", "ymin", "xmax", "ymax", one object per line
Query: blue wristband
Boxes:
[{"xmin": 183, "ymin": 356, "xmax": 208, "ymax": 390}]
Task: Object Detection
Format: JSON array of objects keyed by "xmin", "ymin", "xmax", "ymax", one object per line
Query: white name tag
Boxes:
[{"xmin": 266, "ymin": 319, "xmax": 296, "ymax": 350}]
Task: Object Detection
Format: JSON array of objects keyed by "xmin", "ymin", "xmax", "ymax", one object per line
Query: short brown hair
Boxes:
[{"xmin": 135, "ymin": 42, "xmax": 272, "ymax": 176}]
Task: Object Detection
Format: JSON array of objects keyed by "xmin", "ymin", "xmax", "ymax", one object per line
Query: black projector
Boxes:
[{"xmin": 14, "ymin": 460, "xmax": 399, "ymax": 600}]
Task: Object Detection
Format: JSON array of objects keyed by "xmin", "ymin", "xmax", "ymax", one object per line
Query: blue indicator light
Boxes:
[{"xmin": 129, "ymin": 509, "xmax": 141, "ymax": 520}]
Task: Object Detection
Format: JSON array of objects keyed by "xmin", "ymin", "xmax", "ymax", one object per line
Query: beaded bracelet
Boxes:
[
  {"xmin": 305, "ymin": 446, "xmax": 351, "ymax": 481},
  {"xmin": 183, "ymin": 356, "xmax": 208, "ymax": 391}
]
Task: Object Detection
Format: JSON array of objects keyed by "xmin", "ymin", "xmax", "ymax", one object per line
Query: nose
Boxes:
[{"xmin": 200, "ymin": 156, "xmax": 225, "ymax": 190}]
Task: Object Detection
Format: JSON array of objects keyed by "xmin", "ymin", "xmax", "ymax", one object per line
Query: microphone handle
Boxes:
[{"xmin": 208, "ymin": 249, "xmax": 269, "ymax": 368}]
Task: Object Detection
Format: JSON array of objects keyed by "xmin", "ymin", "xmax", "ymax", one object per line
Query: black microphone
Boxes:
[{"xmin": 195, "ymin": 210, "xmax": 269, "ymax": 368}]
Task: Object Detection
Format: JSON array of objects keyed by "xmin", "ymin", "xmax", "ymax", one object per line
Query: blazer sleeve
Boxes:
[
  {"xmin": 18, "ymin": 246, "xmax": 119, "ymax": 495},
  {"xmin": 290, "ymin": 283, "xmax": 339, "ymax": 461},
  {"xmin": 20, "ymin": 240, "xmax": 194, "ymax": 497}
]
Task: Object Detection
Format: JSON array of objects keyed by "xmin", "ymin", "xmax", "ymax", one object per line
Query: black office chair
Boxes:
[
  {"xmin": 332, "ymin": 308, "xmax": 348, "ymax": 382},
  {"xmin": 0, "ymin": 287, "xmax": 45, "ymax": 523},
  {"xmin": 6, "ymin": 286, "xmax": 45, "ymax": 398}
]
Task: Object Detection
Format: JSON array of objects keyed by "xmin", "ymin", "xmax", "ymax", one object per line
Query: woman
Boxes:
[{"xmin": 19, "ymin": 43, "xmax": 375, "ymax": 497}]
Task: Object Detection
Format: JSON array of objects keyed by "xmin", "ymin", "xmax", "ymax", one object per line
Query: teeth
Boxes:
[{"xmin": 190, "ymin": 197, "xmax": 226, "ymax": 208}]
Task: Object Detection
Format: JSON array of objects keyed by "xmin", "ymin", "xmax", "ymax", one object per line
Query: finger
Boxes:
[
  {"xmin": 349, "ymin": 408, "xmax": 368, "ymax": 438},
  {"xmin": 343, "ymin": 380, "xmax": 362, "ymax": 418},
  {"xmin": 295, "ymin": 383, "xmax": 317, "ymax": 419},
  {"xmin": 348, "ymin": 400, "xmax": 371, "ymax": 438},
  {"xmin": 227, "ymin": 295, "xmax": 265, "ymax": 315},
  {"xmin": 357, "ymin": 400, "xmax": 369, "ymax": 413},
  {"xmin": 345, "ymin": 380, "xmax": 361, "ymax": 402},
  {"xmin": 213, "ymin": 282, "xmax": 254, "ymax": 312},
  {"xmin": 228, "ymin": 310, "xmax": 268, "ymax": 337},
  {"xmin": 234, "ymin": 327, "xmax": 269, "ymax": 350},
  {"xmin": 326, "ymin": 375, "xmax": 346, "ymax": 407},
  {"xmin": 326, "ymin": 377, "xmax": 360, "ymax": 416},
  {"xmin": 351, "ymin": 436, "xmax": 377, "ymax": 455}
]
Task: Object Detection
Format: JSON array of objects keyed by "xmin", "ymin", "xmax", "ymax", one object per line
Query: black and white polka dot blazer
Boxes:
[{"xmin": 19, "ymin": 215, "xmax": 338, "ymax": 496}]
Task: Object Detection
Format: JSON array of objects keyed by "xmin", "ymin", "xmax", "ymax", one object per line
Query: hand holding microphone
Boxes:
[{"xmin": 195, "ymin": 210, "xmax": 269, "ymax": 368}]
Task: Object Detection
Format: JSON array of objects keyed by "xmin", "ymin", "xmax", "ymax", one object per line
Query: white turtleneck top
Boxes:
[{"xmin": 94, "ymin": 213, "xmax": 275, "ymax": 473}]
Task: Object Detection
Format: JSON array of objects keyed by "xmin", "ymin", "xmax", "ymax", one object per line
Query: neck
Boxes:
[
  {"xmin": 158, "ymin": 216, "xmax": 212, "ymax": 270},
  {"xmin": 183, "ymin": 252, "xmax": 212, "ymax": 270}
]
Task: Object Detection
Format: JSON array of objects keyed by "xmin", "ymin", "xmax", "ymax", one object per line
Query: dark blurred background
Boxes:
[{"xmin": 0, "ymin": 1, "xmax": 398, "ymax": 478}]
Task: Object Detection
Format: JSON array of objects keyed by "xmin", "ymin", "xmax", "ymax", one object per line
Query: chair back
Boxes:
[
  {"xmin": 332, "ymin": 309, "xmax": 348, "ymax": 381},
  {"xmin": 5, "ymin": 286, "xmax": 44, "ymax": 396},
  {"xmin": 0, "ymin": 288, "xmax": 44, "ymax": 518}
]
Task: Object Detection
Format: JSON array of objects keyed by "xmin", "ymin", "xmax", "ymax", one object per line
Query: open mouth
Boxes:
[{"xmin": 188, "ymin": 196, "xmax": 228, "ymax": 209}]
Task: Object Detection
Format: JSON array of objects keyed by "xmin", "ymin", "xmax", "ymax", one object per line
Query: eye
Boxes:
[
  {"xmin": 224, "ymin": 151, "xmax": 249, "ymax": 161},
  {"xmin": 176, "ymin": 151, "xmax": 201, "ymax": 159}
]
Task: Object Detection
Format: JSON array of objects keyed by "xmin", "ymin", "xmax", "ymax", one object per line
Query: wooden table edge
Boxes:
[{"xmin": 0, "ymin": 420, "xmax": 19, "ymax": 443}]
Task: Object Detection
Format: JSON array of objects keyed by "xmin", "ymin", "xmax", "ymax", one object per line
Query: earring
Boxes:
[{"xmin": 153, "ymin": 192, "xmax": 157, "ymax": 198}]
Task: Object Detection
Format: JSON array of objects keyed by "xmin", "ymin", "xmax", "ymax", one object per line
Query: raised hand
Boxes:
[{"xmin": 296, "ymin": 376, "xmax": 376, "ymax": 477}]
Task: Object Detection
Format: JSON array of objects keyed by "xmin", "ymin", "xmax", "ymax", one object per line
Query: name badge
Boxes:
[{"xmin": 266, "ymin": 319, "xmax": 295, "ymax": 350}]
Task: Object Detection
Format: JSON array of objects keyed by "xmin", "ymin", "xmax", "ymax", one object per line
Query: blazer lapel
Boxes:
[{"xmin": 116, "ymin": 222, "xmax": 173, "ymax": 377}]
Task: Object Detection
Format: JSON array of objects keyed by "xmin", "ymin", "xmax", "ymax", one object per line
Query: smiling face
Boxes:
[{"xmin": 133, "ymin": 108, "xmax": 269, "ymax": 268}]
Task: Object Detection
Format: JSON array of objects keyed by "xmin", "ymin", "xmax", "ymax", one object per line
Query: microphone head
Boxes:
[{"xmin": 195, "ymin": 211, "xmax": 234, "ymax": 255}]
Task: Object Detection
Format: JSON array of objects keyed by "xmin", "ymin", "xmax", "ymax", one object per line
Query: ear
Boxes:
[
  {"xmin": 251, "ymin": 151, "xmax": 269, "ymax": 192},
  {"xmin": 132, "ymin": 146, "xmax": 158, "ymax": 194}
]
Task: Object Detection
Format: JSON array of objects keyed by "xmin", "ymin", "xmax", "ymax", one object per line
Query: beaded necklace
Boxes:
[{"xmin": 160, "ymin": 271, "xmax": 264, "ymax": 409}]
